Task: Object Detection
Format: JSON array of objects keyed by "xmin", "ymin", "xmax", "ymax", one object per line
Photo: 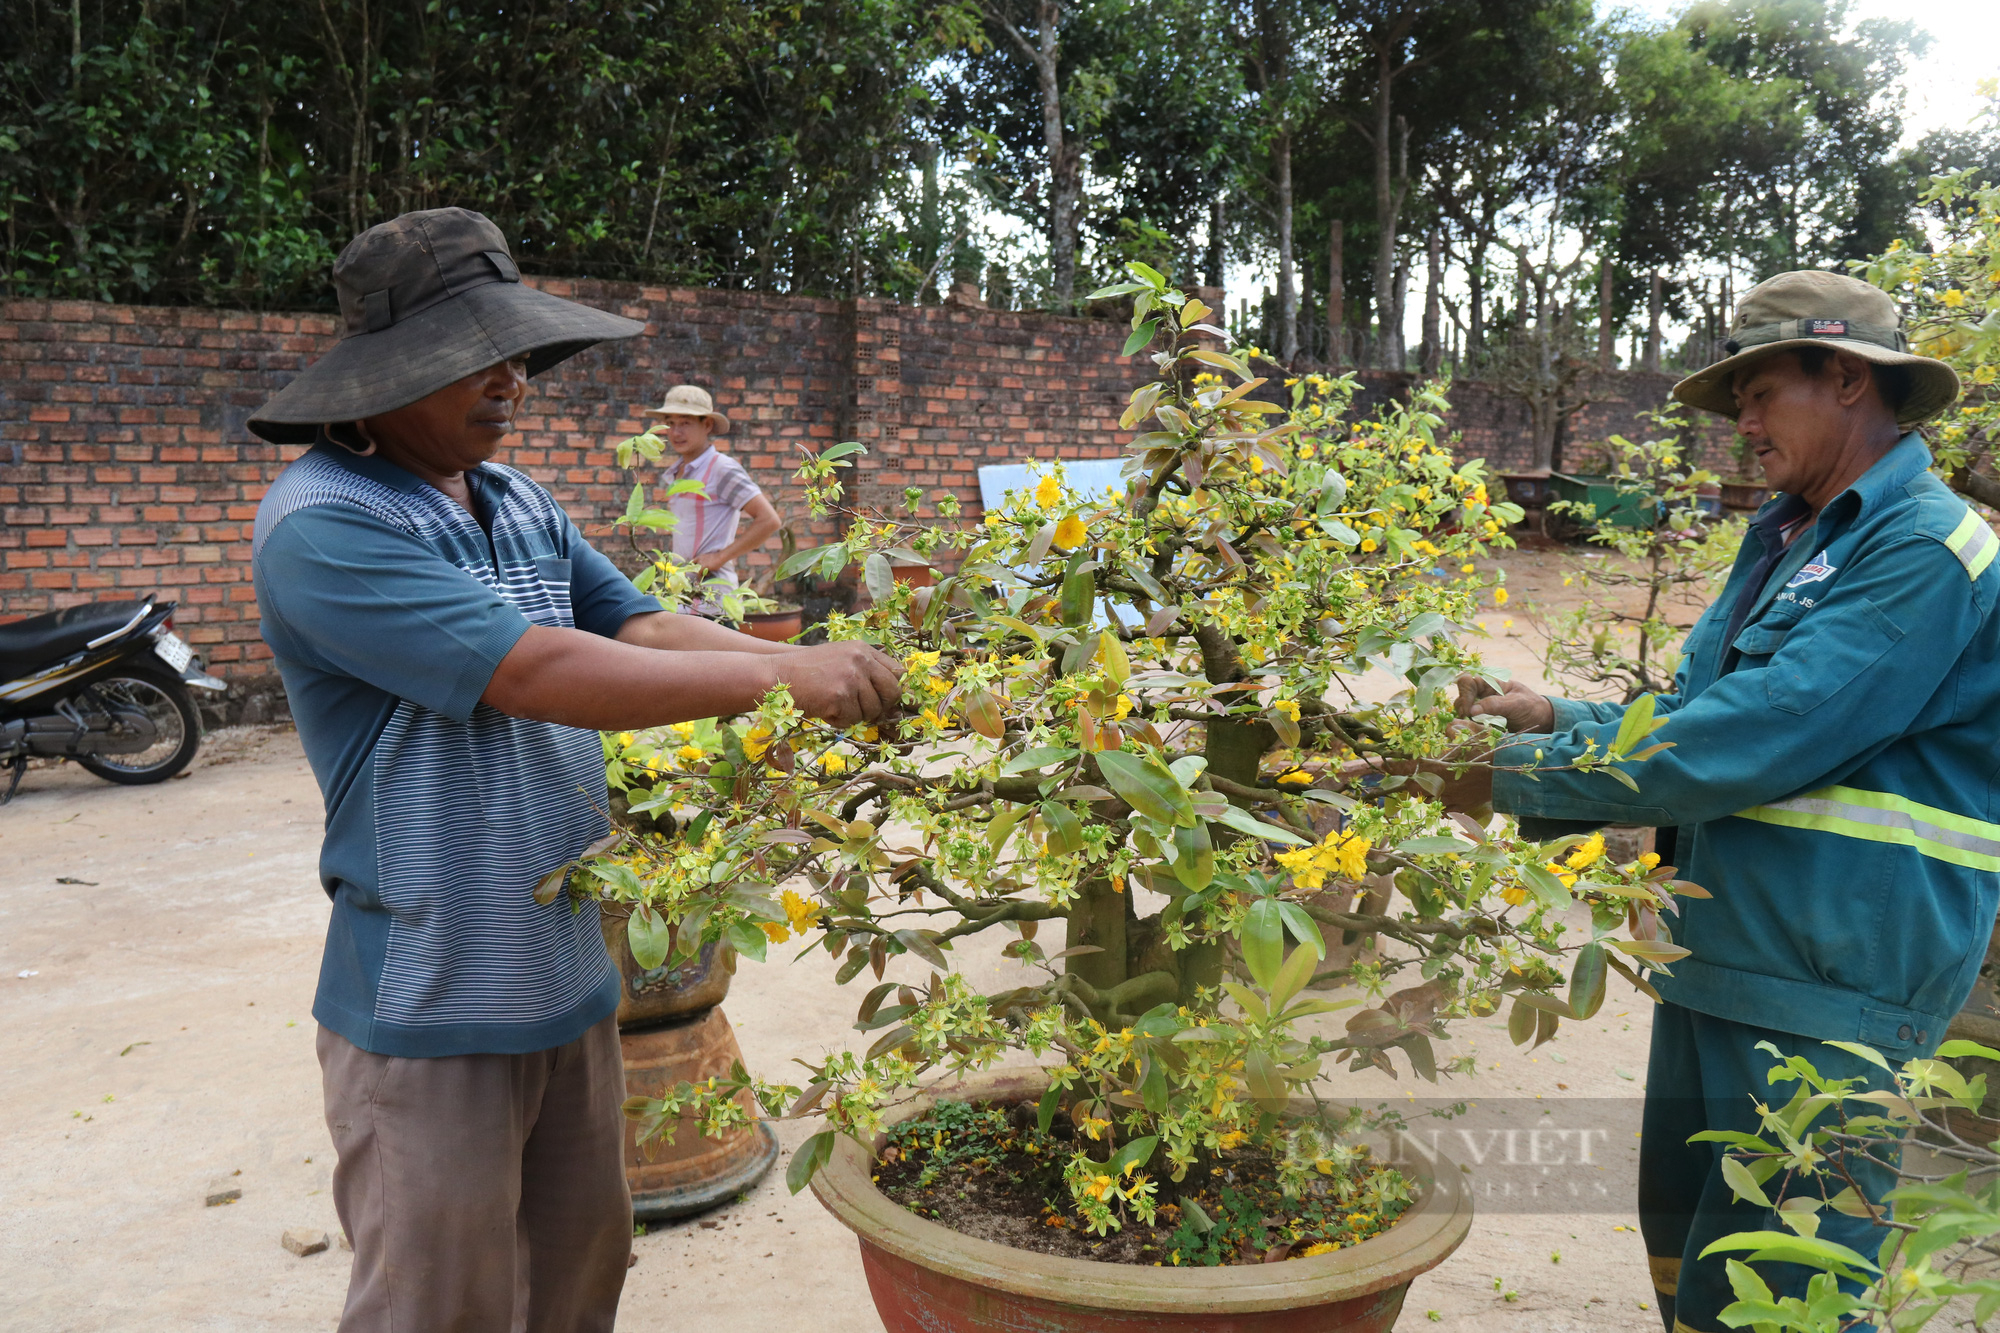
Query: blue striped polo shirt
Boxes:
[{"xmin": 252, "ymin": 443, "xmax": 658, "ymax": 1057}]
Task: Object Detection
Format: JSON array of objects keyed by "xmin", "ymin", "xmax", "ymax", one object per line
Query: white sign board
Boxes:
[{"xmin": 975, "ymin": 459, "xmax": 1129, "ymax": 515}]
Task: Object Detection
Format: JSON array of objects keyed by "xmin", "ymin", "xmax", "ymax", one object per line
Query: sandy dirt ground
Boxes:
[{"xmin": 1, "ymin": 545, "xmax": 1677, "ymax": 1332}]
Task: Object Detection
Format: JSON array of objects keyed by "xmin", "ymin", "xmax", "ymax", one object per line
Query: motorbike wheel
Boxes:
[{"xmin": 73, "ymin": 668, "xmax": 202, "ymax": 785}]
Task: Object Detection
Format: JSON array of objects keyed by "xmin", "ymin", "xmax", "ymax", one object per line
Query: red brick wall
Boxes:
[{"xmin": 1, "ymin": 281, "xmax": 1715, "ymax": 704}]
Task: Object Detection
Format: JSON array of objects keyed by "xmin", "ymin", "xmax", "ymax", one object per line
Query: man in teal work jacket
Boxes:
[{"xmin": 1450, "ymin": 271, "xmax": 1987, "ymax": 1332}]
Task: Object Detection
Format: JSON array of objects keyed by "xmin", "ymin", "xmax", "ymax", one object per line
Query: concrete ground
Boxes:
[{"xmin": 1, "ymin": 545, "xmax": 1674, "ymax": 1332}]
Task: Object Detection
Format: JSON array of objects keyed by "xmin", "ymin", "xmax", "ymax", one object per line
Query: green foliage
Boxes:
[
  {"xmin": 596, "ymin": 261, "xmax": 1704, "ymax": 1231},
  {"xmin": 1541, "ymin": 412, "xmax": 1745, "ymax": 704},
  {"xmin": 0, "ymin": 0, "xmax": 978, "ymax": 305},
  {"xmin": 1700, "ymin": 1039, "xmax": 2000, "ymax": 1332}
]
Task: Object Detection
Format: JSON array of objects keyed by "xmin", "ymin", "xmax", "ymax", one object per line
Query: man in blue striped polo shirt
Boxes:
[{"xmin": 248, "ymin": 208, "xmax": 901, "ymax": 1333}]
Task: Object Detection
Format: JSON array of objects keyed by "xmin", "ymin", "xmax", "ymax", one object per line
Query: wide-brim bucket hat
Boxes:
[
  {"xmin": 1672, "ymin": 269, "xmax": 1960, "ymax": 427},
  {"xmin": 248, "ymin": 207, "xmax": 644, "ymax": 444},
  {"xmin": 643, "ymin": 383, "xmax": 731, "ymax": 434}
]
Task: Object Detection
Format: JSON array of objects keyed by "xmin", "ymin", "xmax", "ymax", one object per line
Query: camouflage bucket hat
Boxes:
[
  {"xmin": 248, "ymin": 207, "xmax": 644, "ymax": 445},
  {"xmin": 1672, "ymin": 269, "xmax": 1960, "ymax": 428}
]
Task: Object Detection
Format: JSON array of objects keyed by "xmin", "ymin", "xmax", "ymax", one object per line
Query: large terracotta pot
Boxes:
[
  {"xmin": 811, "ymin": 1069, "xmax": 1473, "ymax": 1333},
  {"xmin": 1720, "ymin": 480, "xmax": 1772, "ymax": 513},
  {"xmin": 598, "ymin": 903, "xmax": 735, "ymax": 1028},
  {"xmin": 621, "ymin": 1008, "xmax": 779, "ymax": 1221}
]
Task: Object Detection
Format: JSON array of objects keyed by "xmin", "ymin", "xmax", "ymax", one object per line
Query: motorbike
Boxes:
[{"xmin": 0, "ymin": 598, "xmax": 228, "ymax": 803}]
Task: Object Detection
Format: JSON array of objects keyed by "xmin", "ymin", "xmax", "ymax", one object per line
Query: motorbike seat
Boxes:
[{"xmin": 0, "ymin": 600, "xmax": 152, "ymax": 681}]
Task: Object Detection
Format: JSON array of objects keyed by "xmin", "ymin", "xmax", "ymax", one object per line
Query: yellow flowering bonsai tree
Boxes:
[
  {"xmin": 573, "ymin": 262, "xmax": 1702, "ymax": 1250},
  {"xmin": 1857, "ymin": 160, "xmax": 2000, "ymax": 507}
]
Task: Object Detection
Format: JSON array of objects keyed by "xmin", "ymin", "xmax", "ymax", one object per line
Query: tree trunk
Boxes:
[
  {"xmin": 1326, "ymin": 218, "xmax": 1345, "ymax": 368},
  {"xmin": 1467, "ymin": 240, "xmax": 1486, "ymax": 367},
  {"xmin": 1024, "ymin": 0, "xmax": 1075, "ymax": 311},
  {"xmin": 1391, "ymin": 254, "xmax": 1409, "ymax": 370},
  {"xmin": 1644, "ymin": 270, "xmax": 1662, "ymax": 373},
  {"xmin": 1064, "ymin": 875, "xmax": 1128, "ymax": 998},
  {"xmin": 1205, "ymin": 194, "xmax": 1227, "ymax": 290},
  {"xmin": 1597, "ymin": 258, "xmax": 1614, "ymax": 371},
  {"xmin": 1274, "ymin": 129, "xmax": 1297, "ymax": 364},
  {"xmin": 1370, "ymin": 52, "xmax": 1397, "ymax": 369},
  {"xmin": 1420, "ymin": 227, "xmax": 1442, "ymax": 377}
]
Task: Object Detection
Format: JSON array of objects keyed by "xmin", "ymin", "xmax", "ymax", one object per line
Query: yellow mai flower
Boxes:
[
  {"xmin": 1215, "ymin": 1129, "xmax": 1249, "ymax": 1150},
  {"xmin": 820, "ymin": 751, "xmax": 849, "ymax": 774},
  {"xmin": 1273, "ymin": 698, "xmax": 1301, "ymax": 722},
  {"xmin": 1113, "ymin": 693, "xmax": 1134, "ymax": 720},
  {"xmin": 924, "ymin": 674, "xmax": 950, "ymax": 695},
  {"xmin": 1334, "ymin": 832, "xmax": 1371, "ymax": 880},
  {"xmin": 1300, "ymin": 1241, "xmax": 1338, "ymax": 1257},
  {"xmin": 1493, "ymin": 587, "xmax": 1510, "ymax": 606},
  {"xmin": 1359, "ymin": 538, "xmax": 1377, "ymax": 553},
  {"xmin": 760, "ymin": 921, "xmax": 790, "ymax": 943},
  {"xmin": 853, "ymin": 724, "xmax": 880, "ymax": 743},
  {"xmin": 1639, "ymin": 851, "xmax": 1661, "ymax": 869},
  {"xmin": 677, "ymin": 744, "xmax": 706, "ymax": 765},
  {"xmin": 1471, "ymin": 484, "xmax": 1489, "ymax": 506},
  {"xmin": 1085, "ymin": 1173, "xmax": 1114, "ymax": 1200},
  {"xmin": 1501, "ymin": 884, "xmax": 1530, "ymax": 906},
  {"xmin": 1566, "ymin": 832, "xmax": 1606, "ymax": 871},
  {"xmin": 1034, "ymin": 475, "xmax": 1061, "ymax": 509},
  {"xmin": 670, "ymin": 721, "xmax": 696, "ymax": 739},
  {"xmin": 1461, "ymin": 563, "xmax": 1476, "ymax": 574},
  {"xmin": 984, "ymin": 513, "xmax": 1002, "ymax": 527},
  {"xmin": 743, "ymin": 724, "xmax": 773, "ymax": 760},
  {"xmin": 1943, "ymin": 288, "xmax": 1968, "ymax": 308},
  {"xmin": 616, "ymin": 731, "xmax": 636, "ymax": 749},
  {"xmin": 1053, "ymin": 514, "xmax": 1088, "ymax": 549},
  {"xmin": 1298, "ymin": 443, "xmax": 1315, "ymax": 459},
  {"xmin": 781, "ymin": 888, "xmax": 821, "ymax": 933}
]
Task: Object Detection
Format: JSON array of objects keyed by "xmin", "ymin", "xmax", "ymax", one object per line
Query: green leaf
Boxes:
[
  {"xmin": 893, "ymin": 928, "xmax": 949, "ymax": 969},
  {"xmin": 726, "ymin": 917, "xmax": 769, "ymax": 964},
  {"xmin": 1521, "ymin": 863, "xmax": 1572, "ymax": 910},
  {"xmin": 1269, "ymin": 943, "xmax": 1318, "ymax": 1011},
  {"xmin": 1095, "ymin": 750, "xmax": 1195, "ymax": 826},
  {"xmin": 1507, "ymin": 997, "xmax": 1537, "ymax": 1046},
  {"xmin": 864, "ymin": 552, "xmax": 894, "ymax": 605},
  {"xmin": 1936, "ymin": 1039, "xmax": 2000, "ymax": 1062},
  {"xmin": 1241, "ymin": 898, "xmax": 1284, "ymax": 990},
  {"xmin": 1612, "ymin": 694, "xmax": 1660, "ymax": 757},
  {"xmin": 1097, "ymin": 630, "xmax": 1131, "ymax": 686},
  {"xmin": 628, "ymin": 906, "xmax": 673, "ymax": 970},
  {"xmin": 786, "ymin": 1129, "xmax": 836, "ymax": 1194},
  {"xmin": 1821, "ymin": 1040, "xmax": 1892, "ymax": 1071},
  {"xmin": 1244, "ymin": 1047, "xmax": 1289, "ymax": 1112},
  {"xmin": 1170, "ymin": 821, "xmax": 1214, "ymax": 891},
  {"xmin": 1274, "ymin": 900, "xmax": 1325, "ymax": 957},
  {"xmin": 1212, "ymin": 804, "xmax": 1310, "ymax": 845},
  {"xmin": 1699, "ymin": 1231, "xmax": 1881, "ymax": 1276},
  {"xmin": 1001, "ymin": 745, "xmax": 1076, "ymax": 776},
  {"xmin": 1041, "ymin": 801, "xmax": 1085, "ymax": 857},
  {"xmin": 1107, "ymin": 1135, "xmax": 1159, "ymax": 1178},
  {"xmin": 1037, "ymin": 1083, "xmax": 1062, "ymax": 1134},
  {"xmin": 1568, "ymin": 944, "xmax": 1608, "ymax": 1020},
  {"xmin": 776, "ymin": 541, "xmax": 844, "ymax": 581},
  {"xmin": 1180, "ymin": 1197, "xmax": 1215, "ymax": 1234},
  {"xmin": 1122, "ymin": 319, "xmax": 1160, "ymax": 356},
  {"xmin": 1719, "ymin": 1155, "xmax": 1771, "ymax": 1208},
  {"xmin": 1395, "ymin": 836, "xmax": 1476, "ymax": 855}
]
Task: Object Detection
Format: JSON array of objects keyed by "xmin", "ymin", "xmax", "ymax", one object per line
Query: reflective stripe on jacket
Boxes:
[{"xmin": 1493, "ymin": 434, "xmax": 2000, "ymax": 1057}]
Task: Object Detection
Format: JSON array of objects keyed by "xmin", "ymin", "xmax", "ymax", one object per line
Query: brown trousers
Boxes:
[{"xmin": 317, "ymin": 1016, "xmax": 632, "ymax": 1333}]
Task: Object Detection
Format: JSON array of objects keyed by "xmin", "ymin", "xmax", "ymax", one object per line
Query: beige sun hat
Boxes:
[
  {"xmin": 644, "ymin": 384, "xmax": 730, "ymax": 434},
  {"xmin": 1672, "ymin": 270, "xmax": 1960, "ymax": 427}
]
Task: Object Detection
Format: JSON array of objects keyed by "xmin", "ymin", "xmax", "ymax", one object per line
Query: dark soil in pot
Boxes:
[{"xmin": 872, "ymin": 1099, "xmax": 1416, "ymax": 1269}]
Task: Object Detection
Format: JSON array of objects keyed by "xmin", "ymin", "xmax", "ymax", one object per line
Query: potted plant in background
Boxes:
[{"xmin": 573, "ymin": 264, "xmax": 1701, "ymax": 1331}]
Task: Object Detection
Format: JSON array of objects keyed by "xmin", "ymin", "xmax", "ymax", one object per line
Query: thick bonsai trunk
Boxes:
[{"xmin": 1064, "ymin": 874, "xmax": 1128, "ymax": 996}]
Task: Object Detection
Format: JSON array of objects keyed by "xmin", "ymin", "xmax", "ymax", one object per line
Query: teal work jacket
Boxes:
[{"xmin": 1493, "ymin": 434, "xmax": 2000, "ymax": 1058}]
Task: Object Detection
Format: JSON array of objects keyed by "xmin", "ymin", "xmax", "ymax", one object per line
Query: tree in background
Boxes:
[{"xmin": 0, "ymin": 0, "xmax": 979, "ymax": 305}]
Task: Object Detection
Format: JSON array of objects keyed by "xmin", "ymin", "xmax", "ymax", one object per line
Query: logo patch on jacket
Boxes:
[{"xmin": 1787, "ymin": 550, "xmax": 1837, "ymax": 588}]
